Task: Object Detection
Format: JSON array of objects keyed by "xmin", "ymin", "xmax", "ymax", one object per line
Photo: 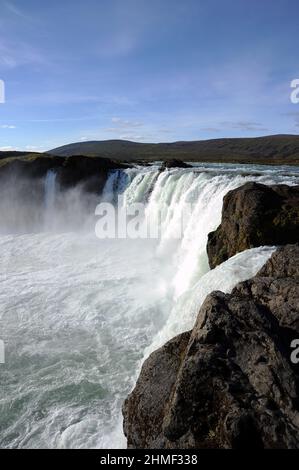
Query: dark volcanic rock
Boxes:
[
  {"xmin": 161, "ymin": 159, "xmax": 191, "ymax": 170},
  {"xmin": 0, "ymin": 155, "xmax": 129, "ymax": 231},
  {"xmin": 57, "ymin": 155, "xmax": 125, "ymax": 192},
  {"xmin": 207, "ymin": 182, "xmax": 299, "ymax": 268},
  {"xmin": 123, "ymin": 332, "xmax": 191, "ymax": 448},
  {"xmin": 0, "ymin": 154, "xmax": 127, "ymax": 193},
  {"xmin": 123, "ymin": 245, "xmax": 299, "ymax": 449}
]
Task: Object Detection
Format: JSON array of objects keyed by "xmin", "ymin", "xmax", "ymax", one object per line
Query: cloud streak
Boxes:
[
  {"xmin": 3, "ymin": 1, "xmax": 33, "ymax": 20},
  {"xmin": 0, "ymin": 39, "xmax": 49, "ymax": 69},
  {"xmin": 201, "ymin": 121, "xmax": 269, "ymax": 133}
]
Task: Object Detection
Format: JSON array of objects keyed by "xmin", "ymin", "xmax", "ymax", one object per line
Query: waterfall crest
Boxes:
[{"xmin": 103, "ymin": 165, "xmax": 296, "ymax": 299}]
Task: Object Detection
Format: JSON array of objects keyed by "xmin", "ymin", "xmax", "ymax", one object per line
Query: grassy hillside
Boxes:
[
  {"xmin": 1, "ymin": 135, "xmax": 299, "ymax": 166},
  {"xmin": 0, "ymin": 152, "xmax": 55, "ymax": 168},
  {"xmin": 0, "ymin": 151, "xmax": 47, "ymax": 161},
  {"xmin": 49, "ymin": 135, "xmax": 299, "ymax": 165}
]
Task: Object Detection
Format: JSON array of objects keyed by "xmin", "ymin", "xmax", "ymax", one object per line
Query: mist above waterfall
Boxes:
[{"xmin": 0, "ymin": 169, "xmax": 101, "ymax": 235}]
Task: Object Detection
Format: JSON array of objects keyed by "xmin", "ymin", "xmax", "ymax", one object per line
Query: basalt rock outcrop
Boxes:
[
  {"xmin": 161, "ymin": 159, "xmax": 191, "ymax": 170},
  {"xmin": 123, "ymin": 245, "xmax": 299, "ymax": 449},
  {"xmin": 0, "ymin": 154, "xmax": 128, "ymax": 231},
  {"xmin": 207, "ymin": 182, "xmax": 299, "ymax": 269},
  {"xmin": 0, "ymin": 154, "xmax": 127, "ymax": 193}
]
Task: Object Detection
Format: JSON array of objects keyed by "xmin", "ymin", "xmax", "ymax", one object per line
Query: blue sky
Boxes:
[{"xmin": 0, "ymin": 0, "xmax": 299, "ymax": 151}]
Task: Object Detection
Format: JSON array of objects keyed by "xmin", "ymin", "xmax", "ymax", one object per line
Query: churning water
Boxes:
[{"xmin": 0, "ymin": 163, "xmax": 298, "ymax": 448}]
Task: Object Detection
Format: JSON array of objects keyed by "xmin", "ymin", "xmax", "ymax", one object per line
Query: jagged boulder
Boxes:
[
  {"xmin": 123, "ymin": 332, "xmax": 191, "ymax": 448},
  {"xmin": 123, "ymin": 245, "xmax": 299, "ymax": 449},
  {"xmin": 207, "ymin": 182, "xmax": 299, "ymax": 269}
]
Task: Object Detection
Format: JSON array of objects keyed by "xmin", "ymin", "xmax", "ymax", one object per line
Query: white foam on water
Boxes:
[{"xmin": 144, "ymin": 245, "xmax": 276, "ymax": 358}]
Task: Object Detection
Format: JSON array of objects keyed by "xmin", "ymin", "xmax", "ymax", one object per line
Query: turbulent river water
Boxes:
[{"xmin": 0, "ymin": 163, "xmax": 299, "ymax": 448}]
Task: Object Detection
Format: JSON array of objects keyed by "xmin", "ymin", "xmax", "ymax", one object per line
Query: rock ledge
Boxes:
[
  {"xmin": 207, "ymin": 182, "xmax": 299, "ymax": 268},
  {"xmin": 123, "ymin": 245, "xmax": 299, "ymax": 449}
]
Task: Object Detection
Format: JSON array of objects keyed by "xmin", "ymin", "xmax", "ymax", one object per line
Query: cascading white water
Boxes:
[
  {"xmin": 121, "ymin": 165, "xmax": 297, "ymax": 298},
  {"xmin": 102, "ymin": 171, "xmax": 121, "ymax": 203},
  {"xmin": 1, "ymin": 163, "xmax": 299, "ymax": 449},
  {"xmin": 45, "ymin": 170, "xmax": 57, "ymax": 211},
  {"xmin": 44, "ymin": 170, "xmax": 57, "ymax": 229},
  {"xmin": 145, "ymin": 245, "xmax": 276, "ymax": 357},
  {"xmin": 102, "ymin": 169, "xmax": 136, "ymax": 204}
]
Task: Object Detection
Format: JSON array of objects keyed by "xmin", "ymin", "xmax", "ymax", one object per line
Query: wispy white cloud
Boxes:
[
  {"xmin": 111, "ymin": 117, "xmax": 142, "ymax": 126},
  {"xmin": 201, "ymin": 127, "xmax": 220, "ymax": 133},
  {"xmin": 0, "ymin": 124, "xmax": 16, "ymax": 129},
  {"xmin": 0, "ymin": 39, "xmax": 49, "ymax": 69},
  {"xmin": 96, "ymin": 31, "xmax": 138, "ymax": 58},
  {"xmin": 0, "ymin": 145, "xmax": 19, "ymax": 151},
  {"xmin": 107, "ymin": 117, "xmax": 143, "ymax": 130},
  {"xmin": 3, "ymin": 1, "xmax": 33, "ymax": 20},
  {"xmin": 200, "ymin": 120, "xmax": 269, "ymax": 134},
  {"xmin": 219, "ymin": 121, "xmax": 269, "ymax": 132},
  {"xmin": 94, "ymin": 0, "xmax": 155, "ymax": 58},
  {"xmin": 15, "ymin": 116, "xmax": 98, "ymax": 123},
  {"xmin": 103, "ymin": 117, "xmax": 147, "ymax": 140},
  {"xmin": 11, "ymin": 92, "xmax": 136, "ymax": 108},
  {"xmin": 25, "ymin": 144, "xmax": 45, "ymax": 151},
  {"xmin": 119, "ymin": 134, "xmax": 145, "ymax": 141}
]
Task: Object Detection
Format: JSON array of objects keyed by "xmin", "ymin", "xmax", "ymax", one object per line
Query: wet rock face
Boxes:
[
  {"xmin": 57, "ymin": 155, "xmax": 126, "ymax": 191},
  {"xmin": 207, "ymin": 182, "xmax": 299, "ymax": 269},
  {"xmin": 123, "ymin": 332, "xmax": 191, "ymax": 449},
  {"xmin": 123, "ymin": 245, "xmax": 299, "ymax": 449},
  {"xmin": 0, "ymin": 155, "xmax": 127, "ymax": 193}
]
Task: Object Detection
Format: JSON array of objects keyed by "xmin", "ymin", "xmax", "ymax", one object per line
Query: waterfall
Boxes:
[
  {"xmin": 145, "ymin": 245, "xmax": 276, "ymax": 357},
  {"xmin": 101, "ymin": 165, "xmax": 299, "ymax": 334},
  {"xmin": 102, "ymin": 170, "xmax": 132, "ymax": 203},
  {"xmin": 45, "ymin": 170, "xmax": 57, "ymax": 210},
  {"xmin": 119, "ymin": 166, "xmax": 284, "ymax": 299},
  {"xmin": 2, "ymin": 162, "xmax": 299, "ymax": 449},
  {"xmin": 44, "ymin": 170, "xmax": 57, "ymax": 229},
  {"xmin": 122, "ymin": 169, "xmax": 161, "ymax": 205}
]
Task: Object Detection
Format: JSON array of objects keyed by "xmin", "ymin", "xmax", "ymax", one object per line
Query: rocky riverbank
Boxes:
[
  {"xmin": 123, "ymin": 183, "xmax": 299, "ymax": 449},
  {"xmin": 207, "ymin": 182, "xmax": 299, "ymax": 268}
]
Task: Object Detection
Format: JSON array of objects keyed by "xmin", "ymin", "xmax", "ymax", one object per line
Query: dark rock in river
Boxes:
[
  {"xmin": 161, "ymin": 159, "xmax": 191, "ymax": 170},
  {"xmin": 207, "ymin": 182, "xmax": 299, "ymax": 269},
  {"xmin": 123, "ymin": 245, "xmax": 299, "ymax": 449}
]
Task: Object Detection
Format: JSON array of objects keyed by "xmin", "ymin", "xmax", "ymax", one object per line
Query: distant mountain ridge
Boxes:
[
  {"xmin": 49, "ymin": 135, "xmax": 299, "ymax": 165},
  {"xmin": 1, "ymin": 134, "xmax": 299, "ymax": 166}
]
